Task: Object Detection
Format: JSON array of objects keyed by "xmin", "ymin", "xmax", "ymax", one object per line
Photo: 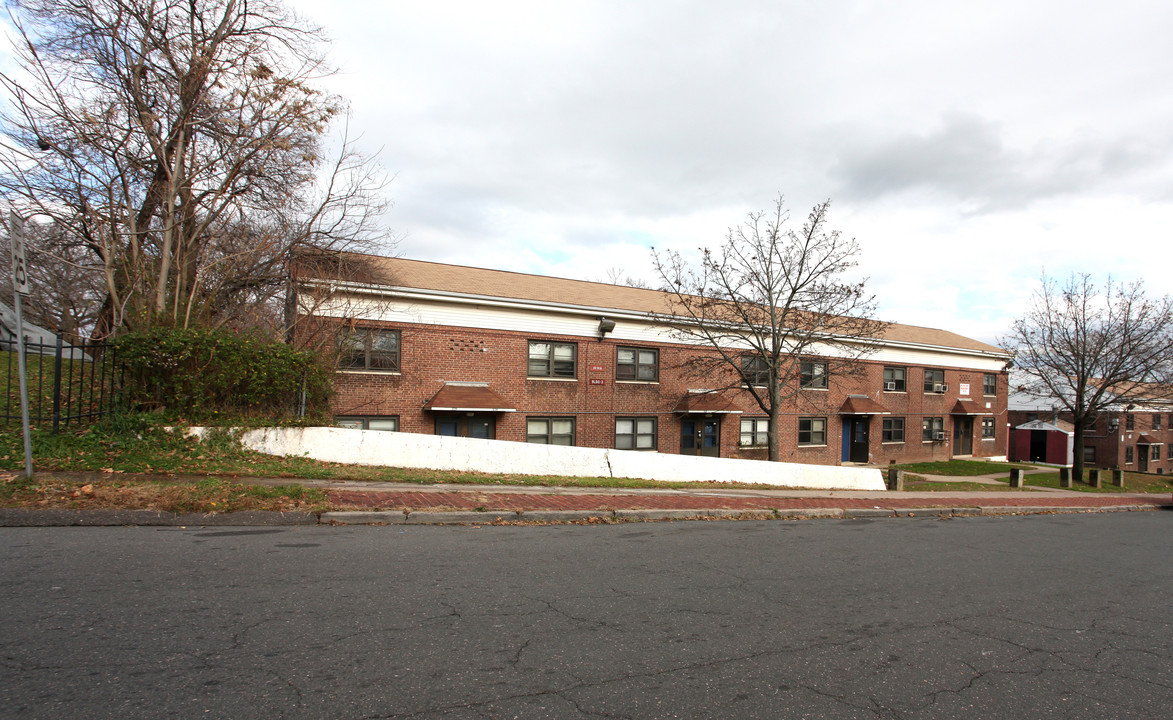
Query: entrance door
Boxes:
[
  {"xmin": 435, "ymin": 414, "xmax": 495, "ymax": 439},
  {"xmin": 848, "ymin": 417, "xmax": 870, "ymax": 463},
  {"xmin": 1139, "ymin": 447, "xmax": 1149, "ymax": 473},
  {"xmin": 953, "ymin": 417, "xmax": 974, "ymax": 456},
  {"xmin": 680, "ymin": 418, "xmax": 720, "ymax": 457},
  {"xmin": 1029, "ymin": 430, "xmax": 1047, "ymax": 462}
]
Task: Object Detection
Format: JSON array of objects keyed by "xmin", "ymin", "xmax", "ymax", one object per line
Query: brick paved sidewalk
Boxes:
[{"xmin": 326, "ymin": 488, "xmax": 1173, "ymax": 513}]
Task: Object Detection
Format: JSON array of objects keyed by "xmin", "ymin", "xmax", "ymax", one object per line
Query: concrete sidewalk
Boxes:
[{"xmin": 2, "ymin": 471, "xmax": 1169, "ymax": 526}]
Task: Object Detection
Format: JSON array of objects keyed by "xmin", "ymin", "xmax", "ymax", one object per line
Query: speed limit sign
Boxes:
[{"xmin": 8, "ymin": 211, "xmax": 29, "ymax": 295}]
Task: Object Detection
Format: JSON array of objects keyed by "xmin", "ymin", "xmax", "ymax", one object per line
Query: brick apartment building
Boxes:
[
  {"xmin": 1009, "ymin": 381, "xmax": 1173, "ymax": 474},
  {"xmin": 295, "ymin": 254, "xmax": 1011, "ymax": 466}
]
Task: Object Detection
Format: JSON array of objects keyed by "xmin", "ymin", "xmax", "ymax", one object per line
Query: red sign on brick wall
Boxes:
[
  {"xmin": 589, "ymin": 364, "xmax": 604, "ymax": 372},
  {"xmin": 589, "ymin": 378, "xmax": 605, "ymax": 385}
]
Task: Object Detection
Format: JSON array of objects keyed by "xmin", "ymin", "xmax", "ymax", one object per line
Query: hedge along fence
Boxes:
[{"xmin": 112, "ymin": 327, "xmax": 333, "ymax": 422}]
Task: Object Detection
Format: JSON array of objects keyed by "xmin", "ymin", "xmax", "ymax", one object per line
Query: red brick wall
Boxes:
[
  {"xmin": 325, "ymin": 319, "xmax": 1009, "ymax": 466},
  {"xmin": 1008, "ymin": 409, "xmax": 1173, "ymax": 474}
]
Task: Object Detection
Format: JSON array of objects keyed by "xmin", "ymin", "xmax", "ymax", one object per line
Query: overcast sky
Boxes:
[{"xmin": 301, "ymin": 2, "xmax": 1169, "ymax": 342}]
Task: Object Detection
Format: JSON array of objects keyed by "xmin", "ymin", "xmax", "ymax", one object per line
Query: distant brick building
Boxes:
[
  {"xmin": 1008, "ymin": 380, "xmax": 1173, "ymax": 474},
  {"xmin": 294, "ymin": 254, "xmax": 1011, "ymax": 466}
]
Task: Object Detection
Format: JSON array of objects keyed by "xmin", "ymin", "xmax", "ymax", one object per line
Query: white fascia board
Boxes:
[{"xmin": 301, "ymin": 281, "xmax": 1010, "ymax": 367}]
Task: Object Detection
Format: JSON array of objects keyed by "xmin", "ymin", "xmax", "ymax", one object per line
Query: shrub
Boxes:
[{"xmin": 112, "ymin": 327, "xmax": 332, "ymax": 423}]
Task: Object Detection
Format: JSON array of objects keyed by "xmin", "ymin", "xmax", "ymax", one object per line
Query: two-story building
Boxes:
[
  {"xmin": 1009, "ymin": 380, "xmax": 1173, "ymax": 473},
  {"xmin": 294, "ymin": 253, "xmax": 1011, "ymax": 466}
]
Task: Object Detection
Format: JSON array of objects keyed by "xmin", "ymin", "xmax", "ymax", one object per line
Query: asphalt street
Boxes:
[{"xmin": 2, "ymin": 512, "xmax": 1171, "ymax": 718}]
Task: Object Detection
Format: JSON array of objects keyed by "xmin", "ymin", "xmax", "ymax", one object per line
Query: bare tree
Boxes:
[
  {"xmin": 1, "ymin": 218, "xmax": 105, "ymax": 343},
  {"xmin": 651, "ymin": 197, "xmax": 888, "ymax": 461},
  {"xmin": 0, "ymin": 0, "xmax": 390, "ymax": 339},
  {"xmin": 602, "ymin": 266, "xmax": 652, "ymax": 289},
  {"xmin": 1002, "ymin": 273, "xmax": 1173, "ymax": 482}
]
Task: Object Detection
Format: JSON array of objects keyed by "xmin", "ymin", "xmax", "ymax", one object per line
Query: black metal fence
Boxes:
[{"xmin": 1, "ymin": 334, "xmax": 121, "ymax": 433}]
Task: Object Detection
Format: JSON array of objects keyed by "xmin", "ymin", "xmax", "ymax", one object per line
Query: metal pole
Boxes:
[
  {"xmin": 9, "ymin": 211, "xmax": 33, "ymax": 479},
  {"xmin": 13, "ymin": 293, "xmax": 34, "ymax": 480}
]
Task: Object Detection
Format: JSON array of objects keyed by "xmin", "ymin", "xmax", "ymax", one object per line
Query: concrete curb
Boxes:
[
  {"xmin": 0, "ymin": 504, "xmax": 1163, "ymax": 527},
  {"xmin": 0, "ymin": 508, "xmax": 319, "ymax": 527}
]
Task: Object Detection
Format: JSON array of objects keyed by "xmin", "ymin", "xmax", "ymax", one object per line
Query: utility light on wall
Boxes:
[{"xmin": 598, "ymin": 317, "xmax": 616, "ymax": 341}]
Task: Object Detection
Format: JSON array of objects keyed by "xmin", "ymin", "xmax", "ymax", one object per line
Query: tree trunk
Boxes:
[{"xmin": 1072, "ymin": 420, "xmax": 1085, "ymax": 484}]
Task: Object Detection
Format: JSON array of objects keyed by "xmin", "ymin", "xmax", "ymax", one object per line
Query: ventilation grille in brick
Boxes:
[{"xmin": 449, "ymin": 338, "xmax": 486, "ymax": 352}]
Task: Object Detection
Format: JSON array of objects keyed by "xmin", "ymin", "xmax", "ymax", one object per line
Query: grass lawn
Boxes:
[
  {"xmin": 1024, "ymin": 470, "xmax": 1173, "ymax": 494},
  {"xmin": 892, "ymin": 459, "xmax": 1033, "ymax": 476},
  {"xmin": 899, "ymin": 476, "xmax": 1012, "ymax": 492},
  {"xmin": 0, "ymin": 416, "xmax": 771, "ymax": 511}
]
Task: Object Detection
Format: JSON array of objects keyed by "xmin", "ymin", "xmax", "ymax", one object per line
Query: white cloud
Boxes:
[{"xmin": 294, "ymin": 0, "xmax": 1173, "ymax": 341}]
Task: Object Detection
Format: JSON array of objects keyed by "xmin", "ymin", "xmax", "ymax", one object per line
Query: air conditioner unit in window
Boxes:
[
  {"xmin": 1108, "ymin": 418, "xmax": 1119, "ymax": 430},
  {"xmin": 933, "ymin": 383, "xmax": 947, "ymax": 393},
  {"xmin": 884, "ymin": 382, "xmax": 896, "ymax": 391},
  {"xmin": 934, "ymin": 431, "xmax": 946, "ymax": 441}
]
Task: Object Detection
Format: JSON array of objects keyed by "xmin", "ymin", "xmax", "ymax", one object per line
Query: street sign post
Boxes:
[{"xmin": 8, "ymin": 211, "xmax": 34, "ymax": 480}]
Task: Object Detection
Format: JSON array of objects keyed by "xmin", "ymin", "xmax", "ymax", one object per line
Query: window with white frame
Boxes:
[
  {"xmin": 740, "ymin": 418, "xmax": 769, "ymax": 447},
  {"xmin": 983, "ymin": 373, "xmax": 997, "ymax": 396},
  {"xmin": 526, "ymin": 417, "xmax": 575, "ymax": 445},
  {"xmin": 923, "ymin": 369, "xmax": 946, "ymax": 393}
]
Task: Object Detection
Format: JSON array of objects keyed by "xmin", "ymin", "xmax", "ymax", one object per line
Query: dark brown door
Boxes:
[
  {"xmin": 1139, "ymin": 447, "xmax": 1149, "ymax": 473},
  {"xmin": 680, "ymin": 418, "xmax": 720, "ymax": 457},
  {"xmin": 954, "ymin": 417, "xmax": 973, "ymax": 456},
  {"xmin": 435, "ymin": 414, "xmax": 495, "ymax": 439},
  {"xmin": 849, "ymin": 417, "xmax": 870, "ymax": 463}
]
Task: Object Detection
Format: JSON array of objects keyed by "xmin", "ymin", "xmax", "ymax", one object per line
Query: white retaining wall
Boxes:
[{"xmin": 235, "ymin": 427, "xmax": 886, "ymax": 491}]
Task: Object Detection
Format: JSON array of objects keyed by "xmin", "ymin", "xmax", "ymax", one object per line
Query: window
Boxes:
[
  {"xmin": 528, "ymin": 341, "xmax": 577, "ymax": 378},
  {"xmin": 335, "ymin": 416, "xmax": 399, "ymax": 431},
  {"xmin": 982, "ymin": 417, "xmax": 995, "ymax": 438},
  {"xmin": 616, "ymin": 347, "xmax": 658, "ymax": 382},
  {"xmin": 801, "ymin": 360, "xmax": 828, "ymax": 389},
  {"xmin": 741, "ymin": 355, "xmax": 770, "ymax": 386},
  {"xmin": 740, "ymin": 418, "xmax": 769, "ymax": 447},
  {"xmin": 883, "ymin": 367, "xmax": 906, "ymax": 392},
  {"xmin": 923, "ymin": 369, "xmax": 946, "ymax": 393},
  {"xmin": 615, "ymin": 417, "xmax": 657, "ymax": 450},
  {"xmin": 1125, "ymin": 446, "xmax": 1134, "ymax": 464},
  {"xmin": 882, "ymin": 417, "xmax": 905, "ymax": 443},
  {"xmin": 527, "ymin": 417, "xmax": 575, "ymax": 445},
  {"xmin": 1126, "ymin": 413, "xmax": 1135, "ymax": 431},
  {"xmin": 1151, "ymin": 445, "xmax": 1161, "ymax": 460},
  {"xmin": 922, "ymin": 417, "xmax": 944, "ymax": 441},
  {"xmin": 983, "ymin": 374, "xmax": 997, "ymax": 396},
  {"xmin": 1168, "ymin": 444, "xmax": 1173, "ymax": 460},
  {"xmin": 1153, "ymin": 414, "xmax": 1162, "ymax": 430},
  {"xmin": 798, "ymin": 417, "xmax": 827, "ymax": 446},
  {"xmin": 1084, "ymin": 445, "xmax": 1097, "ymax": 463},
  {"xmin": 339, "ymin": 328, "xmax": 400, "ymax": 372}
]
